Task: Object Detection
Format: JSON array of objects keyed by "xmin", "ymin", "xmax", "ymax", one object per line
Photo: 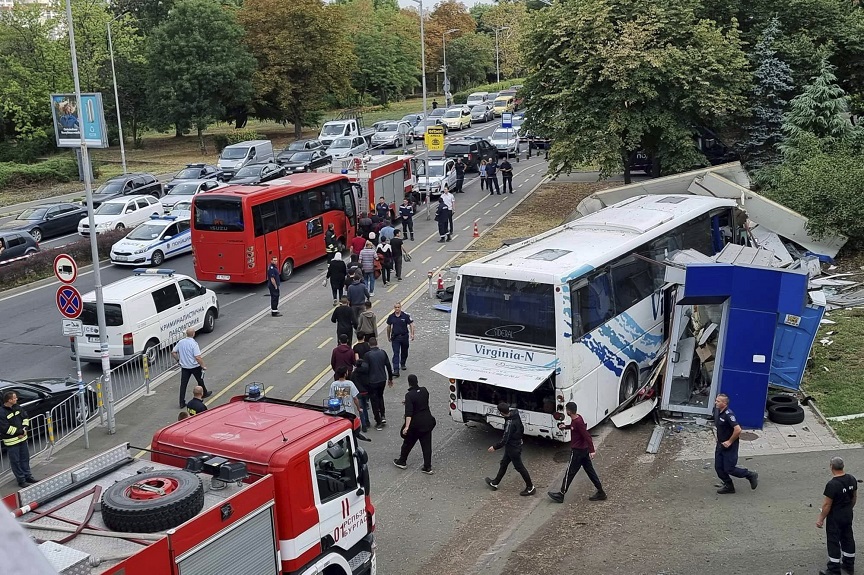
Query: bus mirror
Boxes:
[{"xmin": 352, "ymin": 183, "xmax": 363, "ymax": 198}]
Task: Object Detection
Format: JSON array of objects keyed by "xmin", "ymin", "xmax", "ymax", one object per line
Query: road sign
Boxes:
[
  {"xmin": 425, "ymin": 126, "xmax": 445, "ymax": 152},
  {"xmin": 56, "ymin": 285, "xmax": 83, "ymax": 319},
  {"xmin": 502, "ymin": 113, "xmax": 513, "ymax": 128},
  {"xmin": 62, "ymin": 319, "xmax": 84, "ymax": 337},
  {"xmin": 53, "ymin": 253, "xmax": 78, "ymax": 284}
]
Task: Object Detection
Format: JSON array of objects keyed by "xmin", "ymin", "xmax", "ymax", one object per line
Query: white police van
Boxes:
[
  {"xmin": 110, "ymin": 215, "xmax": 191, "ymax": 266},
  {"xmin": 71, "ymin": 269, "xmax": 218, "ymax": 364}
]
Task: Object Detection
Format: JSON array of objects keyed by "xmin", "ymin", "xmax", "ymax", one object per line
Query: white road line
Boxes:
[
  {"xmin": 387, "ymin": 284, "xmax": 398, "ymax": 292},
  {"xmin": 484, "ymin": 209, "xmax": 491, "ymax": 215},
  {"xmin": 220, "ymin": 291, "xmax": 258, "ymax": 308},
  {"xmin": 287, "ymin": 359, "xmax": 305, "ymax": 373},
  {"xmin": 317, "ymin": 337, "xmax": 333, "ymax": 349},
  {"xmin": 406, "ymin": 269, "xmax": 416, "ymax": 277},
  {"xmin": 422, "ymin": 256, "xmax": 431, "ymax": 264},
  {"xmin": 451, "ymin": 234, "xmax": 459, "ymax": 240},
  {"xmin": 494, "ymin": 202, "xmax": 501, "ymax": 207},
  {"xmin": 462, "ymin": 225, "xmax": 470, "ymax": 231},
  {"xmin": 437, "ymin": 244, "xmax": 445, "ymax": 252}
]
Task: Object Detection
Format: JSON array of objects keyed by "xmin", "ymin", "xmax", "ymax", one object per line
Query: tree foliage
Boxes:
[
  {"xmin": 444, "ymin": 33, "xmax": 495, "ymax": 92},
  {"xmin": 239, "ymin": 0, "xmax": 355, "ymax": 137},
  {"xmin": 148, "ymin": 0, "xmax": 254, "ymax": 151},
  {"xmin": 521, "ymin": 0, "xmax": 750, "ymax": 183}
]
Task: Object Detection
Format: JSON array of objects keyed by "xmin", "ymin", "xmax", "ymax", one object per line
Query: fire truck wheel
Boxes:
[
  {"xmin": 767, "ymin": 404, "xmax": 806, "ymax": 425},
  {"xmin": 101, "ymin": 470, "xmax": 205, "ymax": 533}
]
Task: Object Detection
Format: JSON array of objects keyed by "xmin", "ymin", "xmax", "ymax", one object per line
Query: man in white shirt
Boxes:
[
  {"xmin": 329, "ymin": 366, "xmax": 361, "ymax": 417},
  {"xmin": 171, "ymin": 328, "xmax": 212, "ymax": 408},
  {"xmin": 441, "ymin": 188, "xmax": 454, "ymax": 240}
]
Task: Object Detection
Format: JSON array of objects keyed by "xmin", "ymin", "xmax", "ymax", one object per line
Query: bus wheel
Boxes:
[
  {"xmin": 280, "ymin": 259, "xmax": 294, "ymax": 281},
  {"xmin": 619, "ymin": 367, "xmax": 639, "ymax": 404}
]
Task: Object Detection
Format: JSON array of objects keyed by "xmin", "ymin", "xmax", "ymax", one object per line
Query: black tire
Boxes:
[
  {"xmin": 768, "ymin": 404, "xmax": 806, "ymax": 425},
  {"xmin": 619, "ymin": 367, "xmax": 639, "ymax": 404},
  {"xmin": 30, "ymin": 228, "xmax": 43, "ymax": 243},
  {"xmin": 143, "ymin": 338, "xmax": 160, "ymax": 364},
  {"xmin": 766, "ymin": 394, "xmax": 798, "ymax": 410},
  {"xmin": 115, "ymin": 223, "xmax": 125, "ymax": 230},
  {"xmin": 281, "ymin": 258, "xmax": 294, "ymax": 281},
  {"xmin": 101, "ymin": 470, "xmax": 204, "ymax": 533},
  {"xmin": 150, "ymin": 250, "xmax": 164, "ymax": 266},
  {"xmin": 200, "ymin": 308, "xmax": 217, "ymax": 333}
]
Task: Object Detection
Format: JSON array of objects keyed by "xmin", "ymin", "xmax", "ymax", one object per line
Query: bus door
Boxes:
[
  {"xmin": 344, "ymin": 184, "xmax": 359, "ymax": 234},
  {"xmin": 256, "ymin": 201, "xmax": 280, "ymax": 266}
]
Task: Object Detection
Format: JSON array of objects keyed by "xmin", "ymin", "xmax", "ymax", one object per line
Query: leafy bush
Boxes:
[
  {"xmin": 0, "ymin": 131, "xmax": 55, "ymax": 164},
  {"xmin": 0, "ymin": 229, "xmax": 128, "ymax": 290},
  {"xmin": 0, "ymin": 156, "xmax": 80, "ymax": 189},
  {"xmin": 212, "ymin": 129, "xmax": 263, "ymax": 152},
  {"xmin": 452, "ymin": 78, "xmax": 526, "ymax": 105}
]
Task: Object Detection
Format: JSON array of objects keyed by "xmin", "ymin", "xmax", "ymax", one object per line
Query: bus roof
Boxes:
[
  {"xmin": 460, "ymin": 194, "xmax": 736, "ymax": 283},
  {"xmin": 196, "ymin": 172, "xmax": 348, "ymax": 200}
]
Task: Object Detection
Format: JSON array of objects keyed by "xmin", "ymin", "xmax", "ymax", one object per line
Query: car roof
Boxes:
[
  {"xmin": 82, "ymin": 272, "xmax": 193, "ymax": 303},
  {"xmin": 104, "ymin": 194, "xmax": 157, "ymax": 203},
  {"xmin": 106, "ymin": 172, "xmax": 154, "ymax": 181}
]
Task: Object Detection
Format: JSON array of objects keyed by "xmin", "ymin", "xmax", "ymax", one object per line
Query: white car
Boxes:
[
  {"xmin": 169, "ymin": 200, "xmax": 193, "ymax": 219},
  {"xmin": 326, "ymin": 136, "xmax": 369, "ymax": 159},
  {"xmin": 160, "ymin": 179, "xmax": 225, "ymax": 211},
  {"xmin": 416, "ymin": 158, "xmax": 457, "ymax": 200},
  {"xmin": 488, "ymin": 128, "xmax": 520, "ymax": 157},
  {"xmin": 78, "ymin": 195, "xmax": 164, "ymax": 236},
  {"xmin": 110, "ymin": 215, "xmax": 191, "ymax": 266}
]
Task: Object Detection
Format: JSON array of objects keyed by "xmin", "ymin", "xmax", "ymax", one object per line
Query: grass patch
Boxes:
[{"xmin": 453, "ymin": 180, "xmax": 614, "ymax": 267}]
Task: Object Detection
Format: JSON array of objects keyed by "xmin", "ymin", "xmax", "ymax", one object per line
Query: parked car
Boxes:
[
  {"xmin": 217, "ymin": 140, "xmax": 274, "ymax": 179},
  {"xmin": 492, "ymin": 96, "xmax": 516, "ymax": 117},
  {"xmin": 160, "ymin": 179, "xmax": 225, "ymax": 211},
  {"xmin": 326, "ymin": 136, "xmax": 369, "ymax": 159},
  {"xmin": 371, "ymin": 121, "xmax": 415, "ymax": 148},
  {"xmin": 78, "ymin": 195, "xmax": 164, "ymax": 236},
  {"xmin": 414, "ymin": 119, "xmax": 448, "ymax": 138},
  {"xmin": 489, "ymin": 128, "xmax": 521, "ymax": 157},
  {"xmin": 486, "ymin": 92, "xmax": 500, "ymax": 102},
  {"xmin": 416, "ymin": 158, "xmax": 457, "ymax": 200},
  {"xmin": 444, "ymin": 138, "xmax": 498, "ymax": 171},
  {"xmin": 470, "ymin": 104, "xmax": 495, "ymax": 123},
  {"xmin": 0, "ymin": 230, "xmax": 39, "ymax": 264},
  {"xmin": 163, "ymin": 163, "xmax": 223, "ymax": 193},
  {"xmin": 89, "ymin": 173, "xmax": 163, "ymax": 208},
  {"xmin": 110, "ymin": 214, "xmax": 191, "ymax": 266},
  {"xmin": 275, "ymin": 139, "xmax": 324, "ymax": 164},
  {"xmin": 441, "ymin": 107, "xmax": 472, "ymax": 131},
  {"xmin": 169, "ymin": 200, "xmax": 193, "ymax": 219},
  {"xmin": 401, "ymin": 113, "xmax": 425, "ymax": 127},
  {"xmin": 227, "ymin": 161, "xmax": 286, "ymax": 185},
  {"xmin": 428, "ymin": 108, "xmax": 447, "ymax": 119},
  {"xmin": 281, "ymin": 150, "xmax": 332, "ymax": 173},
  {"xmin": 0, "ymin": 378, "xmax": 97, "ymax": 441},
  {"xmin": 466, "ymin": 92, "xmax": 490, "ymax": 107},
  {"xmin": 0, "ymin": 203, "xmax": 86, "ymax": 242}
]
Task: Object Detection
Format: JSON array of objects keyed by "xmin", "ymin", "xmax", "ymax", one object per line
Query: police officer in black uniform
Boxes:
[
  {"xmin": 713, "ymin": 393, "xmax": 758, "ymax": 494},
  {"xmin": 817, "ymin": 456, "xmax": 857, "ymax": 575},
  {"xmin": 267, "ymin": 257, "xmax": 282, "ymax": 317}
]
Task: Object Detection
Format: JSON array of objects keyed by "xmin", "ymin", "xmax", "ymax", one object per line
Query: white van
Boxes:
[
  {"xmin": 72, "ymin": 269, "xmax": 219, "ymax": 363},
  {"xmin": 216, "ymin": 140, "xmax": 274, "ymax": 179},
  {"xmin": 466, "ymin": 92, "xmax": 490, "ymax": 107}
]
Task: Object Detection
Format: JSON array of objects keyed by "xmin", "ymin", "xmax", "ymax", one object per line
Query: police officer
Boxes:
[
  {"xmin": 713, "ymin": 393, "xmax": 758, "ymax": 494},
  {"xmin": 386, "ymin": 302, "xmax": 414, "ymax": 378},
  {"xmin": 324, "ymin": 223, "xmax": 338, "ymax": 262},
  {"xmin": 817, "ymin": 456, "xmax": 857, "ymax": 575},
  {"xmin": 267, "ymin": 256, "xmax": 282, "ymax": 317},
  {"xmin": 500, "ymin": 158, "xmax": 513, "ymax": 193},
  {"xmin": 454, "ymin": 158, "xmax": 465, "ymax": 193},
  {"xmin": 399, "ymin": 199, "xmax": 415, "ymax": 241},
  {"xmin": 1, "ymin": 391, "xmax": 37, "ymax": 488}
]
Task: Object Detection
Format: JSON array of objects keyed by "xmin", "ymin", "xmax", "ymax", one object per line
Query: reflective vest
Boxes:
[{"xmin": 1, "ymin": 405, "xmax": 28, "ymax": 446}]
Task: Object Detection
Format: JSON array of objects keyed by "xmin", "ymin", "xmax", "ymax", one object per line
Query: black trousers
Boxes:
[
  {"xmin": 488, "ymin": 175, "xmax": 500, "ymax": 194},
  {"xmin": 337, "ymin": 329, "xmax": 353, "ymax": 347},
  {"xmin": 6, "ymin": 441, "xmax": 32, "ymax": 482},
  {"xmin": 269, "ymin": 288, "xmax": 279, "ymax": 312},
  {"xmin": 714, "ymin": 442, "xmax": 752, "ymax": 484},
  {"xmin": 561, "ymin": 448, "xmax": 603, "ymax": 493},
  {"xmin": 446, "ymin": 209, "xmax": 453, "ymax": 234},
  {"xmin": 329, "ymin": 283, "xmax": 344, "ymax": 301},
  {"xmin": 503, "ymin": 175, "xmax": 513, "ymax": 193},
  {"xmin": 369, "ymin": 382, "xmax": 386, "ymax": 423},
  {"xmin": 493, "ymin": 445, "xmax": 532, "ymax": 488},
  {"xmin": 180, "ymin": 366, "xmax": 207, "ymax": 405},
  {"xmin": 394, "ymin": 256, "xmax": 403, "ymax": 279},
  {"xmin": 401, "ymin": 219, "xmax": 414, "ymax": 239},
  {"xmin": 455, "ymin": 176, "xmax": 464, "ymax": 193},
  {"xmin": 437, "ymin": 218, "xmax": 449, "ymax": 239},
  {"xmin": 826, "ymin": 514, "xmax": 856, "ymax": 572},
  {"xmin": 399, "ymin": 428, "xmax": 433, "ymax": 469}
]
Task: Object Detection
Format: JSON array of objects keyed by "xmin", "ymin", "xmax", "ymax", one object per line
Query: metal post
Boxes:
[
  {"xmin": 495, "ymin": 28, "xmax": 500, "ymax": 84},
  {"xmin": 65, "ymin": 0, "xmax": 116, "ymax": 434},
  {"xmin": 107, "ymin": 20, "xmax": 127, "ymax": 174},
  {"xmin": 411, "ymin": 0, "xmax": 431, "ymax": 221},
  {"xmin": 427, "ymin": 270, "xmax": 435, "ymax": 298},
  {"xmin": 73, "ymin": 345, "xmax": 89, "ymax": 449}
]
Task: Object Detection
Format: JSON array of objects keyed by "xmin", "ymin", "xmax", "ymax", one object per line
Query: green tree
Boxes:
[
  {"xmin": 741, "ymin": 17, "xmax": 794, "ymax": 171},
  {"xmin": 148, "ymin": 0, "xmax": 254, "ymax": 152},
  {"xmin": 445, "ymin": 33, "xmax": 495, "ymax": 92},
  {"xmin": 239, "ymin": 0, "xmax": 355, "ymax": 138},
  {"xmin": 481, "ymin": 0, "xmax": 528, "ymax": 80},
  {"xmin": 521, "ymin": 0, "xmax": 750, "ymax": 183}
]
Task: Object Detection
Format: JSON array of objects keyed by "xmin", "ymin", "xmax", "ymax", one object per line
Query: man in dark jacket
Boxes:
[
  {"xmin": 485, "ymin": 402, "xmax": 535, "ymax": 496},
  {"xmin": 331, "ymin": 297, "xmax": 357, "ymax": 346},
  {"xmin": 358, "ymin": 212, "xmax": 373, "ymax": 238},
  {"xmin": 352, "ymin": 333, "xmax": 373, "ymax": 432},
  {"xmin": 363, "ymin": 337, "xmax": 393, "ymax": 430},
  {"xmin": 548, "ymin": 402, "xmax": 606, "ymax": 503},
  {"xmin": 1, "ymin": 391, "xmax": 37, "ymax": 487},
  {"xmin": 394, "ymin": 374, "xmax": 437, "ymax": 474},
  {"xmin": 454, "ymin": 159, "xmax": 465, "ymax": 193},
  {"xmin": 330, "ymin": 334, "xmax": 355, "ymax": 376},
  {"xmin": 324, "ymin": 223, "xmax": 338, "ymax": 262},
  {"xmin": 346, "ymin": 275, "xmax": 370, "ymax": 324}
]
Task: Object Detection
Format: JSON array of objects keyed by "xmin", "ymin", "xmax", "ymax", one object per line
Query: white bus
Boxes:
[{"xmin": 432, "ymin": 194, "xmax": 742, "ymax": 441}]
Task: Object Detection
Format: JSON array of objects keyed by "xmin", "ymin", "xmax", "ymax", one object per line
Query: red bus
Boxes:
[{"xmin": 191, "ymin": 173, "xmax": 359, "ymax": 283}]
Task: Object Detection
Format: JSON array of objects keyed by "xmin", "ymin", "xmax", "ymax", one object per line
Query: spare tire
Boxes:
[
  {"xmin": 768, "ymin": 404, "xmax": 806, "ymax": 425},
  {"xmin": 767, "ymin": 394, "xmax": 798, "ymax": 410},
  {"xmin": 101, "ymin": 470, "xmax": 204, "ymax": 533}
]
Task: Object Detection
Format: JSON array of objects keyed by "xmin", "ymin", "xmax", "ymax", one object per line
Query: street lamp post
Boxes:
[
  {"xmin": 410, "ymin": 0, "xmax": 431, "ymax": 219},
  {"xmin": 107, "ymin": 17, "xmax": 127, "ymax": 174},
  {"xmin": 494, "ymin": 26, "xmax": 511, "ymax": 84},
  {"xmin": 442, "ymin": 28, "xmax": 459, "ymax": 107}
]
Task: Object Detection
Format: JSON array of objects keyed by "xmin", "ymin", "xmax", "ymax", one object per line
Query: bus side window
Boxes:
[
  {"xmin": 571, "ymin": 271, "xmax": 614, "ymax": 340},
  {"xmin": 305, "ymin": 189, "xmax": 322, "ymax": 217},
  {"xmin": 610, "ymin": 255, "xmax": 654, "ymax": 311}
]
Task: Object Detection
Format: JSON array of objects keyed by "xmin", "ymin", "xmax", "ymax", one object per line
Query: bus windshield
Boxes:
[
  {"xmin": 194, "ymin": 196, "xmax": 244, "ymax": 231},
  {"xmin": 455, "ymin": 276, "xmax": 556, "ymax": 348}
]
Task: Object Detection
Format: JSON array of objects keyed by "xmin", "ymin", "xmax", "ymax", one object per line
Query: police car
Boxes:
[{"xmin": 110, "ymin": 215, "xmax": 191, "ymax": 266}]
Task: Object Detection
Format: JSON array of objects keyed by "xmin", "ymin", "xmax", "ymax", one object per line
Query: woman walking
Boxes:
[
  {"xmin": 377, "ymin": 238, "xmax": 394, "ymax": 286},
  {"xmin": 394, "ymin": 374, "xmax": 437, "ymax": 474},
  {"xmin": 359, "ymin": 240, "xmax": 377, "ymax": 296},
  {"xmin": 479, "ymin": 160, "xmax": 488, "ymax": 192},
  {"xmin": 325, "ymin": 252, "xmax": 347, "ymax": 305}
]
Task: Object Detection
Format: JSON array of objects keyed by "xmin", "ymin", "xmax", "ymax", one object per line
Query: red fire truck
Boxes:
[
  {"xmin": 320, "ymin": 154, "xmax": 419, "ymax": 218},
  {"xmin": 3, "ymin": 390, "xmax": 376, "ymax": 575}
]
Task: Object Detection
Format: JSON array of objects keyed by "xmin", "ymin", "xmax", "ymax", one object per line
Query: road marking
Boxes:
[
  {"xmin": 265, "ymin": 385, "xmax": 274, "ymax": 394},
  {"xmin": 387, "ymin": 284, "xmax": 398, "ymax": 292},
  {"xmin": 519, "ymin": 183, "xmax": 525, "ymax": 188},
  {"xmin": 484, "ymin": 209, "xmax": 491, "ymax": 215},
  {"xmin": 451, "ymin": 234, "xmax": 459, "ymax": 240},
  {"xmin": 317, "ymin": 337, "xmax": 332, "ymax": 349},
  {"xmin": 437, "ymin": 245, "xmax": 445, "ymax": 252},
  {"xmin": 287, "ymin": 359, "xmax": 305, "ymax": 373},
  {"xmin": 406, "ymin": 269, "xmax": 415, "ymax": 277},
  {"xmin": 462, "ymin": 225, "xmax": 470, "ymax": 231},
  {"xmin": 494, "ymin": 202, "xmax": 501, "ymax": 207},
  {"xmin": 422, "ymin": 256, "xmax": 431, "ymax": 264},
  {"xmin": 220, "ymin": 291, "xmax": 258, "ymax": 308}
]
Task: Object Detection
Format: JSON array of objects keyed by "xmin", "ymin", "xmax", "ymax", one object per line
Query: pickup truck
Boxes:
[{"xmin": 319, "ymin": 116, "xmax": 376, "ymax": 148}]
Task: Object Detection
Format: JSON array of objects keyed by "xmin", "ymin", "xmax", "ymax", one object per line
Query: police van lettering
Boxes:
[{"xmin": 160, "ymin": 304, "xmax": 206, "ymax": 341}]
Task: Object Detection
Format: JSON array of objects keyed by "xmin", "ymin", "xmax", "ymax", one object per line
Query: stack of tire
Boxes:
[{"xmin": 766, "ymin": 393, "xmax": 806, "ymax": 425}]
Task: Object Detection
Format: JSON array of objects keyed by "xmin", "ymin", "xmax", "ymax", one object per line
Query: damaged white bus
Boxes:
[{"xmin": 431, "ymin": 194, "xmax": 742, "ymax": 441}]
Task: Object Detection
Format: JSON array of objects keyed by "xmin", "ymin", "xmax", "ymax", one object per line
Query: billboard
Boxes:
[{"xmin": 50, "ymin": 93, "xmax": 108, "ymax": 148}]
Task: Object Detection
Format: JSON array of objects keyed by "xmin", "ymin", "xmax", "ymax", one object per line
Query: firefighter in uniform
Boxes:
[
  {"xmin": 1, "ymin": 391, "xmax": 37, "ymax": 488},
  {"xmin": 713, "ymin": 393, "xmax": 758, "ymax": 494},
  {"xmin": 817, "ymin": 456, "xmax": 857, "ymax": 575}
]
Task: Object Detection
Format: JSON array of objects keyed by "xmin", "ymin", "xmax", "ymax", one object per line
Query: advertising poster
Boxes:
[{"xmin": 50, "ymin": 93, "xmax": 109, "ymax": 148}]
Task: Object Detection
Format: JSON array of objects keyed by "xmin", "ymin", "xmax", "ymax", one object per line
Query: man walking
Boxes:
[
  {"xmin": 713, "ymin": 393, "xmax": 758, "ymax": 494},
  {"xmin": 186, "ymin": 386, "xmax": 208, "ymax": 416},
  {"xmin": 324, "ymin": 222, "xmax": 338, "ymax": 262},
  {"xmin": 364, "ymin": 337, "xmax": 393, "ymax": 430},
  {"xmin": 330, "ymin": 333, "xmax": 355, "ymax": 376},
  {"xmin": 500, "ymin": 157, "xmax": 514, "ymax": 193},
  {"xmin": 391, "ymin": 230, "xmax": 408, "ymax": 281},
  {"xmin": 359, "ymin": 240, "xmax": 377, "ymax": 295},
  {"xmin": 485, "ymin": 402, "xmax": 536, "ymax": 496},
  {"xmin": 172, "ymin": 327, "xmax": 212, "ymax": 408},
  {"xmin": 394, "ymin": 374, "xmax": 437, "ymax": 474},
  {"xmin": 329, "ymin": 366, "xmax": 361, "ymax": 417},
  {"xmin": 817, "ymin": 456, "xmax": 857, "ymax": 575},
  {"xmin": 353, "ymin": 333, "xmax": 373, "ymax": 431},
  {"xmin": 357, "ymin": 301, "xmax": 378, "ymax": 342},
  {"xmin": 548, "ymin": 402, "xmax": 606, "ymax": 503},
  {"xmin": 331, "ymin": 297, "xmax": 357, "ymax": 346},
  {"xmin": 399, "ymin": 199, "xmax": 415, "ymax": 241},
  {"xmin": 386, "ymin": 302, "xmax": 414, "ymax": 378},
  {"xmin": 1, "ymin": 391, "xmax": 37, "ymax": 487},
  {"xmin": 346, "ymin": 274, "xmax": 369, "ymax": 325},
  {"xmin": 486, "ymin": 157, "xmax": 500, "ymax": 195},
  {"xmin": 454, "ymin": 158, "xmax": 465, "ymax": 193},
  {"xmin": 267, "ymin": 256, "xmax": 282, "ymax": 317},
  {"xmin": 441, "ymin": 187, "xmax": 454, "ymax": 240}
]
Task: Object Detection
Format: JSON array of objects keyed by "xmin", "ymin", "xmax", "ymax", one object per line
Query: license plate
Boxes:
[
  {"xmin": 216, "ymin": 274, "xmax": 231, "ymax": 281},
  {"xmin": 113, "ymin": 255, "xmax": 127, "ymax": 262}
]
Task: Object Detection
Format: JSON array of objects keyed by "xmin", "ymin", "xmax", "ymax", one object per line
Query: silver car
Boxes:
[
  {"xmin": 488, "ymin": 128, "xmax": 520, "ymax": 157},
  {"xmin": 371, "ymin": 121, "xmax": 414, "ymax": 148},
  {"xmin": 470, "ymin": 104, "xmax": 494, "ymax": 123},
  {"xmin": 326, "ymin": 136, "xmax": 369, "ymax": 159}
]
